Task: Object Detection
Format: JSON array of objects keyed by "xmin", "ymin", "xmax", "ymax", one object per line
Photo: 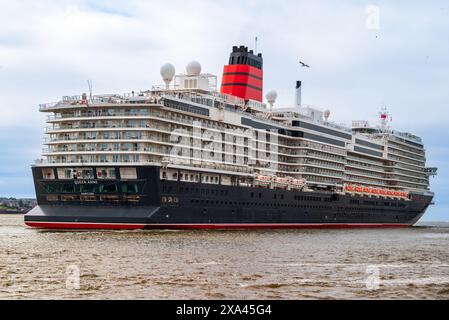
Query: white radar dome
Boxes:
[
  {"xmin": 186, "ymin": 60, "xmax": 202, "ymax": 76},
  {"xmin": 160, "ymin": 63, "xmax": 176, "ymax": 82},
  {"xmin": 266, "ymin": 90, "xmax": 278, "ymax": 104}
]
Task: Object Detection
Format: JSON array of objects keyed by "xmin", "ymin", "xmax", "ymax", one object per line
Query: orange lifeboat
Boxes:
[
  {"xmin": 394, "ymin": 191, "xmax": 401, "ymax": 197},
  {"xmin": 363, "ymin": 187, "xmax": 372, "ymax": 194},
  {"xmin": 372, "ymin": 189, "xmax": 380, "ymax": 195},
  {"xmin": 347, "ymin": 185, "xmax": 355, "ymax": 192},
  {"xmin": 380, "ymin": 189, "xmax": 387, "ymax": 196},
  {"xmin": 355, "ymin": 186, "xmax": 363, "ymax": 193},
  {"xmin": 387, "ymin": 190, "xmax": 394, "ymax": 196}
]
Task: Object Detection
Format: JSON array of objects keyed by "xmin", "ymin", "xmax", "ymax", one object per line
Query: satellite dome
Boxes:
[
  {"xmin": 160, "ymin": 63, "xmax": 176, "ymax": 82},
  {"xmin": 186, "ymin": 60, "xmax": 202, "ymax": 76},
  {"xmin": 266, "ymin": 90, "xmax": 278, "ymax": 104}
]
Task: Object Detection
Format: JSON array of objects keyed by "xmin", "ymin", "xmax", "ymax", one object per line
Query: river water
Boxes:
[{"xmin": 1, "ymin": 214, "xmax": 449, "ymax": 299}]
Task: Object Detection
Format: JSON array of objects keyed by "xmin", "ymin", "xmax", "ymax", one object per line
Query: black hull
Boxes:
[{"xmin": 25, "ymin": 165, "xmax": 433, "ymax": 229}]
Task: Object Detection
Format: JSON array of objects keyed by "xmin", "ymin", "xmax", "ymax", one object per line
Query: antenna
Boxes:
[
  {"xmin": 87, "ymin": 80, "xmax": 93, "ymax": 100},
  {"xmin": 255, "ymin": 36, "xmax": 258, "ymax": 55}
]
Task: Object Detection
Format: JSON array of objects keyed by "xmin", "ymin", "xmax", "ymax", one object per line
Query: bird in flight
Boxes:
[{"xmin": 299, "ymin": 61, "xmax": 310, "ymax": 68}]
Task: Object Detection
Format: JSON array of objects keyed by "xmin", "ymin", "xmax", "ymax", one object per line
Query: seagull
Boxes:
[{"xmin": 299, "ymin": 61, "xmax": 310, "ymax": 68}]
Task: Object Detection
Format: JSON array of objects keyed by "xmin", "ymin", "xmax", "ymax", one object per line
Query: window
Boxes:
[
  {"xmin": 122, "ymin": 183, "xmax": 139, "ymax": 194},
  {"xmin": 97, "ymin": 168, "xmax": 115, "ymax": 179},
  {"xmin": 120, "ymin": 167, "xmax": 137, "ymax": 179},
  {"xmin": 42, "ymin": 168, "xmax": 55, "ymax": 180},
  {"xmin": 99, "ymin": 182, "xmax": 118, "ymax": 193},
  {"xmin": 46, "ymin": 195, "xmax": 58, "ymax": 202}
]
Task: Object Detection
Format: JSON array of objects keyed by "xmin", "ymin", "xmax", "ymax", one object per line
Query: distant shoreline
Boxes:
[{"xmin": 0, "ymin": 211, "xmax": 26, "ymax": 215}]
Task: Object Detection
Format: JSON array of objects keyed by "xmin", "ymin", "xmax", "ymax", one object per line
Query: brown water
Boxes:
[{"xmin": 1, "ymin": 214, "xmax": 449, "ymax": 300}]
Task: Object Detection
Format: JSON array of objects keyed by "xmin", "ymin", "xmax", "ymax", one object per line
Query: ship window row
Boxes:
[
  {"xmin": 387, "ymin": 168, "xmax": 427, "ymax": 179},
  {"xmin": 355, "ymin": 139, "xmax": 385, "ymax": 151},
  {"xmin": 387, "ymin": 154, "xmax": 424, "ymax": 167},
  {"xmin": 49, "ymin": 119, "xmax": 150, "ymax": 131},
  {"xmin": 44, "ymin": 167, "xmax": 138, "ymax": 180},
  {"xmin": 42, "ymin": 182, "xmax": 140, "ymax": 195},
  {"xmin": 354, "ymin": 146, "xmax": 383, "ymax": 158},
  {"xmin": 51, "ymin": 131, "xmax": 144, "ymax": 141},
  {"xmin": 163, "ymin": 186, "xmax": 229, "ymax": 197},
  {"xmin": 47, "ymin": 154, "xmax": 141, "ymax": 164},
  {"xmin": 301, "ymin": 175, "xmax": 342, "ymax": 184},
  {"xmin": 188, "ymin": 198, "xmax": 332, "ymax": 210},
  {"xmin": 386, "ymin": 175, "xmax": 428, "ymax": 185},
  {"xmin": 293, "ymin": 120, "xmax": 352, "ymax": 140},
  {"xmin": 46, "ymin": 142, "xmax": 252, "ymax": 159},
  {"xmin": 345, "ymin": 175, "xmax": 388, "ymax": 186},
  {"xmin": 341, "ymin": 206, "xmax": 405, "ymax": 212},
  {"xmin": 294, "ymin": 195, "xmax": 322, "ymax": 202},
  {"xmin": 53, "ymin": 108, "xmax": 151, "ymax": 120},
  {"xmin": 388, "ymin": 148, "xmax": 425, "ymax": 162},
  {"xmin": 45, "ymin": 195, "xmax": 141, "ymax": 203},
  {"xmin": 48, "ymin": 128, "xmax": 253, "ymax": 148},
  {"xmin": 278, "ymin": 158, "xmax": 345, "ymax": 171},
  {"xmin": 161, "ymin": 172, "xmax": 220, "ymax": 184},
  {"xmin": 348, "ymin": 199, "xmax": 406, "ymax": 207},
  {"xmin": 301, "ymin": 167, "xmax": 344, "ymax": 177},
  {"xmin": 347, "ymin": 159, "xmax": 384, "ymax": 171},
  {"xmin": 279, "ymin": 139, "xmax": 346, "ymax": 156},
  {"xmin": 346, "ymin": 168, "xmax": 386, "ymax": 179},
  {"xmin": 390, "ymin": 136, "xmax": 423, "ymax": 149},
  {"xmin": 387, "ymin": 141, "xmax": 425, "ymax": 155},
  {"xmin": 163, "ymin": 99, "xmax": 210, "ymax": 116},
  {"xmin": 279, "ymin": 149, "xmax": 346, "ymax": 162}
]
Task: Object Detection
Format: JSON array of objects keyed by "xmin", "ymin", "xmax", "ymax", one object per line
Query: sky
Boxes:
[{"xmin": 0, "ymin": 0, "xmax": 447, "ymax": 221}]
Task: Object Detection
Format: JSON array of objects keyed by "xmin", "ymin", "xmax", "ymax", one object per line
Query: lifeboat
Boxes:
[
  {"xmin": 291, "ymin": 179, "xmax": 306, "ymax": 189},
  {"xmin": 387, "ymin": 190, "xmax": 395, "ymax": 196},
  {"xmin": 345, "ymin": 185, "xmax": 355, "ymax": 192},
  {"xmin": 371, "ymin": 188, "xmax": 380, "ymax": 195},
  {"xmin": 275, "ymin": 177, "xmax": 289, "ymax": 185},
  {"xmin": 255, "ymin": 175, "xmax": 272, "ymax": 186},
  {"xmin": 379, "ymin": 189, "xmax": 387, "ymax": 196},
  {"xmin": 274, "ymin": 177, "xmax": 290, "ymax": 189},
  {"xmin": 355, "ymin": 186, "xmax": 363, "ymax": 193},
  {"xmin": 363, "ymin": 187, "xmax": 372, "ymax": 194},
  {"xmin": 394, "ymin": 191, "xmax": 401, "ymax": 197}
]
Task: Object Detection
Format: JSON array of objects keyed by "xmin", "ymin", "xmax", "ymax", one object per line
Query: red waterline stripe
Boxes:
[
  {"xmin": 25, "ymin": 221, "xmax": 410, "ymax": 230},
  {"xmin": 144, "ymin": 223, "xmax": 410, "ymax": 230},
  {"xmin": 25, "ymin": 221, "xmax": 146, "ymax": 230}
]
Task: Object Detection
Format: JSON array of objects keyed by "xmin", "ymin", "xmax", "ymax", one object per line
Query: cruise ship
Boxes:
[{"xmin": 25, "ymin": 45, "xmax": 438, "ymax": 229}]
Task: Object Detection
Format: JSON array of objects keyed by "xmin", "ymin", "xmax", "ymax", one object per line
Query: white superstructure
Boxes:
[{"xmin": 36, "ymin": 61, "xmax": 436, "ymax": 198}]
